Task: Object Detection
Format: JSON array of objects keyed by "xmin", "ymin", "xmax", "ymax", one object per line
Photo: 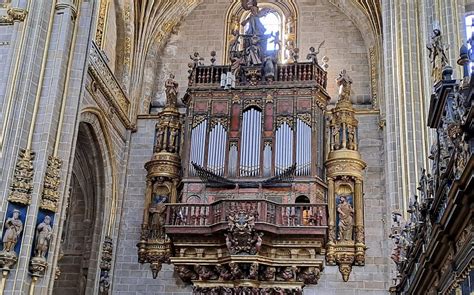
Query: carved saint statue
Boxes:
[
  {"xmin": 165, "ymin": 74, "xmax": 178, "ymax": 107},
  {"xmin": 2, "ymin": 209, "xmax": 23, "ymax": 252},
  {"xmin": 167, "ymin": 128, "xmax": 178, "ymax": 153},
  {"xmin": 347, "ymin": 126, "xmax": 356, "ymax": 150},
  {"xmin": 155, "ymin": 126, "xmax": 165, "ymax": 152},
  {"xmin": 427, "ymin": 29, "xmax": 449, "ymax": 81},
  {"xmin": 337, "ymin": 196, "xmax": 354, "ymax": 241},
  {"xmin": 35, "ymin": 215, "xmax": 53, "ymax": 258},
  {"xmin": 245, "ymin": 35, "xmax": 263, "ymax": 65},
  {"xmin": 149, "ymin": 186, "xmax": 169, "ymax": 239}
]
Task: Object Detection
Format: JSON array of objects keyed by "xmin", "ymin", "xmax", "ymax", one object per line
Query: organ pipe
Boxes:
[
  {"xmin": 240, "ymin": 108, "xmax": 262, "ymax": 176},
  {"xmin": 189, "ymin": 120, "xmax": 207, "ymax": 175}
]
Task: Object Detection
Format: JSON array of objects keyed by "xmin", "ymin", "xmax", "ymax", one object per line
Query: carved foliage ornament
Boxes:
[
  {"xmin": 0, "ymin": 8, "xmax": 28, "ymax": 25},
  {"xmin": 40, "ymin": 156, "xmax": 63, "ymax": 212},
  {"xmin": 8, "ymin": 149, "xmax": 35, "ymax": 205},
  {"xmin": 225, "ymin": 210, "xmax": 263, "ymax": 255}
]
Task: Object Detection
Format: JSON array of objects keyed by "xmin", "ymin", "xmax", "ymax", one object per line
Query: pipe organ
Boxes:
[
  {"xmin": 185, "ymin": 95, "xmax": 325, "ymax": 181},
  {"xmin": 138, "ymin": 7, "xmax": 366, "ymax": 290}
]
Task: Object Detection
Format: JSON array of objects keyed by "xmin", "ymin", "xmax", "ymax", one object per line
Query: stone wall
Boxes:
[
  {"xmin": 112, "ymin": 116, "xmax": 193, "ymax": 294},
  {"xmin": 111, "ymin": 111, "xmax": 390, "ymax": 294}
]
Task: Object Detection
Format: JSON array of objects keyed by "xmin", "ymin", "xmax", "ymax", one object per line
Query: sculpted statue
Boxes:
[
  {"xmin": 263, "ymin": 56, "xmax": 276, "ymax": 80},
  {"xmin": 261, "ymin": 266, "xmax": 276, "ymax": 281},
  {"xmin": 245, "ymin": 35, "xmax": 263, "ymax": 65},
  {"xmin": 248, "ymin": 262, "xmax": 258, "ymax": 279},
  {"xmin": 175, "ymin": 265, "xmax": 198, "ymax": 282},
  {"xmin": 195, "ymin": 265, "xmax": 217, "ymax": 280},
  {"xmin": 168, "ymin": 128, "xmax": 178, "ymax": 152},
  {"xmin": 190, "ymin": 52, "xmax": 204, "ymax": 68},
  {"xmin": 155, "ymin": 126, "xmax": 165, "ymax": 152},
  {"xmin": 427, "ymin": 29, "xmax": 449, "ymax": 81},
  {"xmin": 165, "ymin": 74, "xmax": 178, "ymax": 107},
  {"xmin": 149, "ymin": 187, "xmax": 169, "ymax": 239},
  {"xmin": 297, "ymin": 267, "xmax": 320, "ymax": 284},
  {"xmin": 35, "ymin": 215, "xmax": 53, "ymax": 258},
  {"xmin": 347, "ymin": 126, "xmax": 356, "ymax": 150},
  {"xmin": 99, "ymin": 270, "xmax": 110, "ymax": 294},
  {"xmin": 240, "ymin": 0, "xmax": 265, "ymax": 36},
  {"xmin": 306, "ymin": 41, "xmax": 325, "ymax": 65},
  {"xmin": 229, "ymin": 262, "xmax": 243, "ymax": 279},
  {"xmin": 3, "ymin": 209, "xmax": 23, "ymax": 252},
  {"xmin": 337, "ymin": 196, "xmax": 354, "ymax": 241},
  {"xmin": 215, "ymin": 264, "xmax": 232, "ymax": 281},
  {"xmin": 276, "ymin": 267, "xmax": 294, "ymax": 281}
]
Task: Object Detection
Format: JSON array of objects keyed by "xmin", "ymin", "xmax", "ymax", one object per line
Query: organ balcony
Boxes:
[{"xmin": 164, "ymin": 199, "xmax": 328, "ymax": 291}]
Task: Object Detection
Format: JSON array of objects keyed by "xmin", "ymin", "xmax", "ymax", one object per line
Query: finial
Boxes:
[{"xmin": 210, "ymin": 51, "xmax": 216, "ymax": 66}]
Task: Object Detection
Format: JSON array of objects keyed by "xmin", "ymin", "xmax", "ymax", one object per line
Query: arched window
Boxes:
[{"xmin": 224, "ymin": 0, "xmax": 297, "ymax": 63}]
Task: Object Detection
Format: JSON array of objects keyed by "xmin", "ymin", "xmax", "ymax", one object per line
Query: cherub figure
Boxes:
[
  {"xmin": 190, "ymin": 52, "xmax": 204, "ymax": 68},
  {"xmin": 306, "ymin": 41, "xmax": 325, "ymax": 65}
]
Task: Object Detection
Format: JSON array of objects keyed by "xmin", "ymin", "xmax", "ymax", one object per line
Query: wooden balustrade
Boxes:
[
  {"xmin": 190, "ymin": 62, "xmax": 327, "ymax": 89},
  {"xmin": 165, "ymin": 199, "xmax": 327, "ymax": 227}
]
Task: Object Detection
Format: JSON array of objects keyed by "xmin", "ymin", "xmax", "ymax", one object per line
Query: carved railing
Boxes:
[
  {"xmin": 189, "ymin": 62, "xmax": 327, "ymax": 89},
  {"xmin": 165, "ymin": 199, "xmax": 327, "ymax": 228},
  {"xmin": 390, "ymin": 52, "xmax": 473, "ymax": 294}
]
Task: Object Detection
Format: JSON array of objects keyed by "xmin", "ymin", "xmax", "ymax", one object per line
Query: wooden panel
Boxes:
[
  {"xmin": 211, "ymin": 101, "xmax": 228, "ymax": 115},
  {"xmin": 276, "ymin": 99, "xmax": 293, "ymax": 114},
  {"xmin": 194, "ymin": 100, "xmax": 208, "ymax": 113},
  {"xmin": 297, "ymin": 98, "xmax": 312, "ymax": 111},
  {"xmin": 264, "ymin": 103, "xmax": 273, "ymax": 131},
  {"xmin": 231, "ymin": 103, "xmax": 240, "ymax": 131}
]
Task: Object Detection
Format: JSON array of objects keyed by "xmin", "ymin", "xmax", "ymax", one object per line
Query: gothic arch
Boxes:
[{"xmin": 53, "ymin": 109, "xmax": 117, "ymax": 294}]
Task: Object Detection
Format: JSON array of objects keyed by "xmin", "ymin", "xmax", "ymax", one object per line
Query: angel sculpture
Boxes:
[
  {"xmin": 307, "ymin": 40, "xmax": 325, "ymax": 65},
  {"xmin": 241, "ymin": 0, "xmax": 266, "ymax": 36}
]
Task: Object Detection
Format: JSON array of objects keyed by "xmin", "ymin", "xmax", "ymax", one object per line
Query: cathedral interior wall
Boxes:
[
  {"xmin": 147, "ymin": 0, "xmax": 371, "ymax": 109},
  {"xmin": 112, "ymin": 116, "xmax": 193, "ymax": 294}
]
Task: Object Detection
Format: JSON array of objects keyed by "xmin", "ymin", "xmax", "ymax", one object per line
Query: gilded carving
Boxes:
[
  {"xmin": 0, "ymin": 8, "xmax": 28, "ymax": 25},
  {"xmin": 225, "ymin": 209, "xmax": 263, "ymax": 255},
  {"xmin": 40, "ymin": 156, "xmax": 62, "ymax": 212},
  {"xmin": 8, "ymin": 149, "xmax": 35, "ymax": 205},
  {"xmin": 243, "ymin": 98, "xmax": 263, "ymax": 109},
  {"xmin": 325, "ymin": 70, "xmax": 366, "ymax": 282},
  {"xmin": 276, "ymin": 116, "xmax": 294, "ymax": 129},
  {"xmin": 88, "ymin": 43, "xmax": 131, "ymax": 127},
  {"xmin": 337, "ymin": 196, "xmax": 354, "ymax": 241},
  {"xmin": 297, "ymin": 113, "xmax": 311, "ymax": 126},
  {"xmin": 369, "ymin": 47, "xmax": 378, "ymax": 107},
  {"xmin": 95, "ymin": 0, "xmax": 108, "ymax": 48}
]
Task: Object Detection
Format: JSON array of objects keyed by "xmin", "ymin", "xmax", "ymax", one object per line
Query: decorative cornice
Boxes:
[{"xmin": 88, "ymin": 41, "xmax": 132, "ymax": 128}]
